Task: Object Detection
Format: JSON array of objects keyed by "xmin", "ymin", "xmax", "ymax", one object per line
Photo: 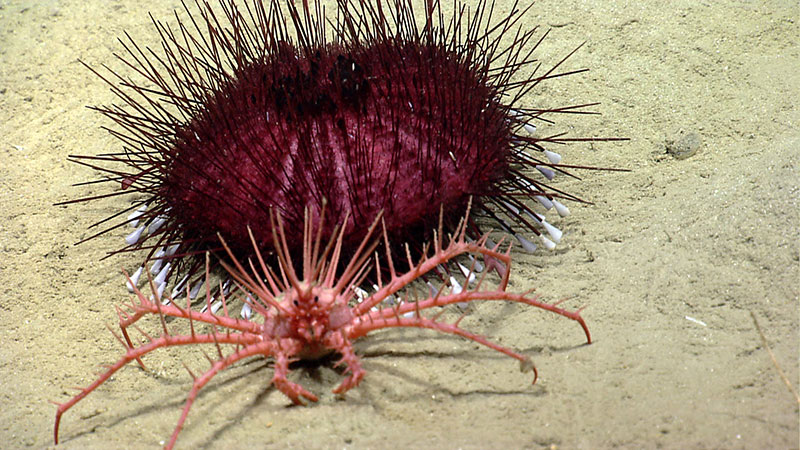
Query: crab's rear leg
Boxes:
[
  {"xmin": 350, "ymin": 314, "xmax": 539, "ymax": 383},
  {"xmin": 381, "ymin": 290, "xmax": 591, "ymax": 345},
  {"xmin": 53, "ymin": 332, "xmax": 258, "ymax": 446}
]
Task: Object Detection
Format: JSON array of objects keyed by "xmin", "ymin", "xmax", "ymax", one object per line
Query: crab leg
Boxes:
[
  {"xmin": 166, "ymin": 340, "xmax": 275, "ymax": 450},
  {"xmin": 353, "ymin": 234, "xmax": 513, "ymax": 316},
  {"xmin": 270, "ymin": 339, "xmax": 319, "ymax": 405},
  {"xmin": 53, "ymin": 331, "xmax": 259, "ymax": 445},
  {"xmin": 348, "ymin": 313, "xmax": 539, "ymax": 382},
  {"xmin": 367, "ymin": 290, "xmax": 591, "ymax": 344},
  {"xmin": 324, "ymin": 332, "xmax": 365, "ymax": 394}
]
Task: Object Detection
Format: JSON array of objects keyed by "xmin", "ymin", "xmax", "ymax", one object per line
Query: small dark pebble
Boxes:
[{"xmin": 665, "ymin": 131, "xmax": 701, "ymax": 160}]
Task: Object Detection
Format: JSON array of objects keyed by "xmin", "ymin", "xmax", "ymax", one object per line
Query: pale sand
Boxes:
[{"xmin": 1, "ymin": 1, "xmax": 797, "ymax": 448}]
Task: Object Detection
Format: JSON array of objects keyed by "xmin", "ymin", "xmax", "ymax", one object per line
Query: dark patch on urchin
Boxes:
[{"xmin": 60, "ymin": 0, "xmax": 624, "ymax": 287}]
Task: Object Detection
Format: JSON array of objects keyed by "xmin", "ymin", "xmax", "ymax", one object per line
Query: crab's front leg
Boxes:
[
  {"xmin": 272, "ymin": 340, "xmax": 319, "ymax": 404},
  {"xmin": 325, "ymin": 331, "xmax": 365, "ymax": 394}
]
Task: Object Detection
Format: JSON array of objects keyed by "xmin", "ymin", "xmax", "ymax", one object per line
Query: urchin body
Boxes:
[
  {"xmin": 170, "ymin": 40, "xmax": 508, "ymax": 253},
  {"xmin": 54, "ymin": 208, "xmax": 590, "ymax": 449},
  {"xmin": 63, "ymin": 0, "xmax": 622, "ymax": 289}
]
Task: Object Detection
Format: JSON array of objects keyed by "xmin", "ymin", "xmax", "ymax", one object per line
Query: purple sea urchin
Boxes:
[{"xmin": 60, "ymin": 0, "xmax": 623, "ymax": 291}]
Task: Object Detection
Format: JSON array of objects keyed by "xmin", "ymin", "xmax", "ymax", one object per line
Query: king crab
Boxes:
[{"xmin": 54, "ymin": 204, "xmax": 591, "ymax": 449}]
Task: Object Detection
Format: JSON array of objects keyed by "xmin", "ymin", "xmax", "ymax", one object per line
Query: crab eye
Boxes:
[
  {"xmin": 314, "ymin": 296, "xmax": 319, "ymax": 303},
  {"xmin": 293, "ymin": 300, "xmax": 299, "ymax": 306}
]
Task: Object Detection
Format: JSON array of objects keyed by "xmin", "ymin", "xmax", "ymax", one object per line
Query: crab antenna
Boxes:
[
  {"xmin": 270, "ymin": 209, "xmax": 304, "ymax": 294},
  {"xmin": 314, "ymin": 220, "xmax": 342, "ymax": 284},
  {"xmin": 303, "ymin": 205, "xmax": 313, "ymax": 281},
  {"xmin": 217, "ymin": 231, "xmax": 285, "ymax": 313},
  {"xmin": 309, "ymin": 198, "xmax": 328, "ymax": 281},
  {"xmin": 333, "ymin": 210, "xmax": 384, "ymax": 292},
  {"xmin": 247, "ymin": 226, "xmax": 285, "ymax": 296},
  {"xmin": 323, "ymin": 210, "xmax": 351, "ymax": 287}
]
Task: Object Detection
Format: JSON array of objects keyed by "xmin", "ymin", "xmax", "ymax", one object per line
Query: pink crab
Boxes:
[{"xmin": 54, "ymin": 205, "xmax": 590, "ymax": 449}]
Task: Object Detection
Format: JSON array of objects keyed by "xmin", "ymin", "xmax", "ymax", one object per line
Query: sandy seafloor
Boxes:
[{"xmin": 1, "ymin": 0, "xmax": 798, "ymax": 448}]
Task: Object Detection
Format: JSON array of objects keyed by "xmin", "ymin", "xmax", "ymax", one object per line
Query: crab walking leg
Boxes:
[
  {"xmin": 354, "ymin": 238, "xmax": 513, "ymax": 316},
  {"xmin": 371, "ymin": 291, "xmax": 591, "ymax": 344},
  {"xmin": 116, "ymin": 277, "xmax": 263, "ymax": 337},
  {"xmin": 349, "ymin": 313, "xmax": 539, "ymax": 382},
  {"xmin": 116, "ymin": 299, "xmax": 263, "ymax": 337},
  {"xmin": 53, "ymin": 332, "xmax": 259, "ymax": 445},
  {"xmin": 165, "ymin": 340, "xmax": 274, "ymax": 450},
  {"xmin": 324, "ymin": 332, "xmax": 365, "ymax": 394},
  {"xmin": 353, "ymin": 213, "xmax": 517, "ymax": 316},
  {"xmin": 271, "ymin": 340, "xmax": 319, "ymax": 405},
  {"xmin": 115, "ymin": 274, "xmax": 263, "ymax": 370}
]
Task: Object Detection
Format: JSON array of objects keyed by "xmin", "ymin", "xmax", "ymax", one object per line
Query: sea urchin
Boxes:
[{"xmin": 61, "ymin": 0, "xmax": 622, "ymax": 294}]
